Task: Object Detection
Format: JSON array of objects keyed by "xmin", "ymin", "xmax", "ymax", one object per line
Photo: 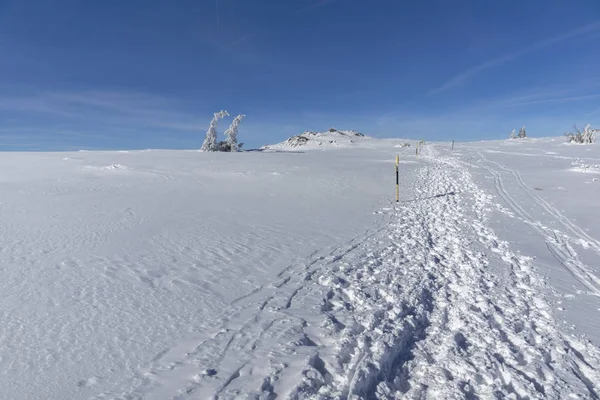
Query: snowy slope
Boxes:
[
  {"xmin": 1, "ymin": 137, "xmax": 600, "ymax": 399},
  {"xmin": 261, "ymin": 128, "xmax": 370, "ymax": 150}
]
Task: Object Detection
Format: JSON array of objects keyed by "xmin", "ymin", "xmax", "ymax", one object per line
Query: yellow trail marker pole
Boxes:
[{"xmin": 395, "ymin": 154, "xmax": 399, "ymax": 203}]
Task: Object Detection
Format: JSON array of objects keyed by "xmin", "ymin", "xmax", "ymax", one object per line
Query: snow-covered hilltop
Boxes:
[{"xmin": 261, "ymin": 128, "xmax": 370, "ymax": 150}]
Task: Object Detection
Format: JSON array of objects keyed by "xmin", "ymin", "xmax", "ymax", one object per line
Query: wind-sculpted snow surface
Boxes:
[
  {"xmin": 0, "ymin": 146, "xmax": 405, "ymax": 400},
  {"xmin": 96, "ymin": 143, "xmax": 600, "ymax": 400}
]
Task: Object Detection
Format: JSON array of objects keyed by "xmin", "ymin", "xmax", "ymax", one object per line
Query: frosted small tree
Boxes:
[
  {"xmin": 582, "ymin": 124, "xmax": 596, "ymax": 144},
  {"xmin": 567, "ymin": 124, "xmax": 597, "ymax": 143},
  {"xmin": 509, "ymin": 129, "xmax": 517, "ymax": 139},
  {"xmin": 566, "ymin": 124, "xmax": 581, "ymax": 143},
  {"xmin": 223, "ymin": 114, "xmax": 246, "ymax": 152},
  {"xmin": 201, "ymin": 110, "xmax": 229, "ymax": 152},
  {"xmin": 518, "ymin": 125, "xmax": 527, "ymax": 138}
]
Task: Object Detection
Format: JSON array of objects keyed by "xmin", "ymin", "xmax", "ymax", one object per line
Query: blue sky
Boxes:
[{"xmin": 0, "ymin": 0, "xmax": 599, "ymax": 150}]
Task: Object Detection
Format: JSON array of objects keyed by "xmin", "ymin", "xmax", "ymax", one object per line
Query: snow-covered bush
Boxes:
[
  {"xmin": 565, "ymin": 124, "xmax": 597, "ymax": 144},
  {"xmin": 216, "ymin": 140, "xmax": 245, "ymax": 152},
  {"xmin": 509, "ymin": 126, "xmax": 526, "ymax": 139},
  {"xmin": 201, "ymin": 110, "xmax": 229, "ymax": 151},
  {"xmin": 223, "ymin": 114, "xmax": 246, "ymax": 152}
]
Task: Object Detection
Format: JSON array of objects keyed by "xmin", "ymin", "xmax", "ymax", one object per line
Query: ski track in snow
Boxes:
[
  {"xmin": 471, "ymin": 152, "xmax": 600, "ymax": 297},
  {"xmin": 483, "ymin": 154, "xmax": 600, "ymax": 256},
  {"xmin": 98, "ymin": 144, "xmax": 600, "ymax": 400}
]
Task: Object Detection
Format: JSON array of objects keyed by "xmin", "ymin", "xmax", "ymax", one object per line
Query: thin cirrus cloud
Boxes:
[
  {"xmin": 471, "ymin": 78, "xmax": 600, "ymax": 110},
  {"xmin": 502, "ymin": 93, "xmax": 600, "ymax": 108},
  {"xmin": 486, "ymin": 78, "xmax": 600, "ymax": 110},
  {"xmin": 0, "ymin": 91, "xmax": 206, "ymax": 132},
  {"xmin": 297, "ymin": 0, "xmax": 340, "ymax": 14},
  {"xmin": 587, "ymin": 107, "xmax": 600, "ymax": 117},
  {"xmin": 422, "ymin": 88, "xmax": 600, "ymax": 125},
  {"xmin": 0, "ymin": 125, "xmax": 128, "ymax": 151},
  {"xmin": 0, "ymin": 92, "xmax": 212, "ymax": 150},
  {"xmin": 216, "ymin": 0, "xmax": 221, "ymax": 34},
  {"xmin": 374, "ymin": 78, "xmax": 600, "ymax": 140},
  {"xmin": 429, "ymin": 21, "xmax": 600, "ymax": 95}
]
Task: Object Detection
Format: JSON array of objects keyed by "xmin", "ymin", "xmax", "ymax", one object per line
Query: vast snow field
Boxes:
[{"xmin": 1, "ymin": 135, "xmax": 600, "ymax": 399}]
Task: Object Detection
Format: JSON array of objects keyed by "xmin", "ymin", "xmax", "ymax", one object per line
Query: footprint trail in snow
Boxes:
[{"xmin": 100, "ymin": 144, "xmax": 600, "ymax": 400}]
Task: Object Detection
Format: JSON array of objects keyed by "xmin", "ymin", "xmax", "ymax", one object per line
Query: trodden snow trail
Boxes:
[
  {"xmin": 268, "ymin": 144, "xmax": 600, "ymax": 399},
  {"xmin": 99, "ymin": 143, "xmax": 600, "ymax": 400}
]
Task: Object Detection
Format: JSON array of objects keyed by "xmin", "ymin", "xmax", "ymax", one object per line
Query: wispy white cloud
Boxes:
[
  {"xmin": 229, "ymin": 32, "xmax": 258, "ymax": 47},
  {"xmin": 0, "ymin": 91, "xmax": 206, "ymax": 132},
  {"xmin": 297, "ymin": 0, "xmax": 340, "ymax": 14},
  {"xmin": 0, "ymin": 126, "xmax": 118, "ymax": 151},
  {"xmin": 429, "ymin": 54, "xmax": 514, "ymax": 95},
  {"xmin": 0, "ymin": 127, "xmax": 117, "ymax": 141},
  {"xmin": 587, "ymin": 108, "xmax": 600, "ymax": 117},
  {"xmin": 429, "ymin": 21, "xmax": 600, "ymax": 94},
  {"xmin": 478, "ymin": 78, "xmax": 600, "ymax": 111},
  {"xmin": 502, "ymin": 93, "xmax": 600, "ymax": 108},
  {"xmin": 216, "ymin": 0, "xmax": 221, "ymax": 35},
  {"xmin": 372, "ymin": 78, "xmax": 600, "ymax": 141},
  {"xmin": 0, "ymin": 90, "xmax": 214, "ymax": 150}
]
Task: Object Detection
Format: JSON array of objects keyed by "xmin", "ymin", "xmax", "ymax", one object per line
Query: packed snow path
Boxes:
[{"xmin": 99, "ymin": 145, "xmax": 600, "ymax": 400}]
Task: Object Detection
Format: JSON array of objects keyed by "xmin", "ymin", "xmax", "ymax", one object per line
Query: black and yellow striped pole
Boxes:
[{"xmin": 395, "ymin": 154, "xmax": 399, "ymax": 203}]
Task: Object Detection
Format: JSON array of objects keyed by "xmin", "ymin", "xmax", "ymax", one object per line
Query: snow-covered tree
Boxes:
[
  {"xmin": 201, "ymin": 110, "xmax": 229, "ymax": 152},
  {"xmin": 582, "ymin": 124, "xmax": 597, "ymax": 143},
  {"xmin": 223, "ymin": 114, "xmax": 245, "ymax": 152},
  {"xmin": 517, "ymin": 125, "xmax": 527, "ymax": 138},
  {"xmin": 509, "ymin": 129, "xmax": 517, "ymax": 139},
  {"xmin": 566, "ymin": 124, "xmax": 597, "ymax": 144}
]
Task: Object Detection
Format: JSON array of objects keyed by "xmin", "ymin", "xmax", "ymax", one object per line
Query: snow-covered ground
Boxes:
[{"xmin": 1, "ymin": 136, "xmax": 600, "ymax": 399}]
